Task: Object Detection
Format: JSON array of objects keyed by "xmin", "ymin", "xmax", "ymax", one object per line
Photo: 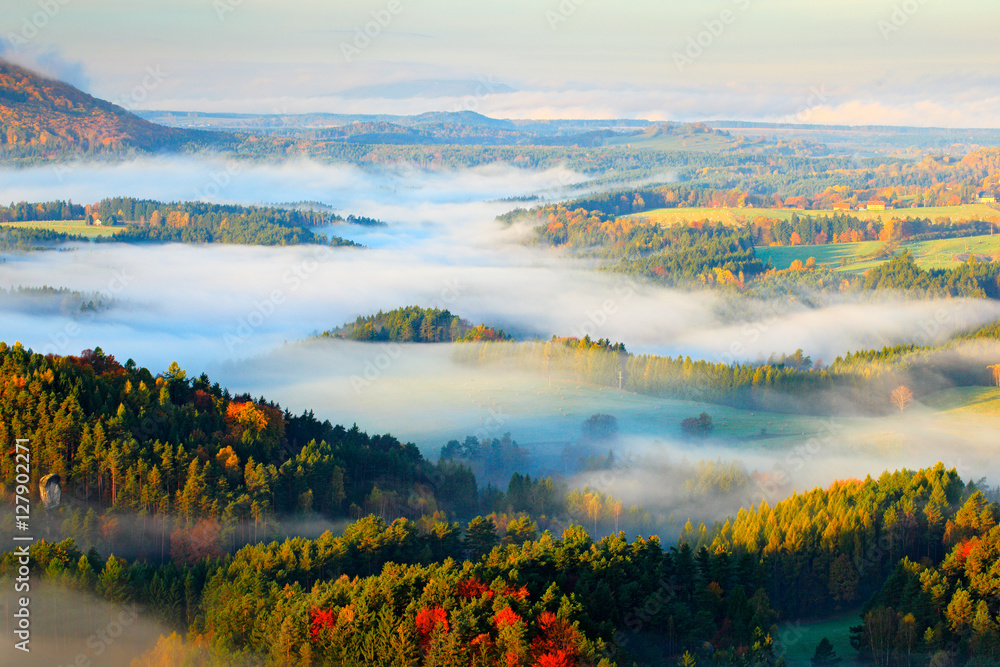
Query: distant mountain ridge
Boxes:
[{"xmin": 0, "ymin": 58, "xmax": 224, "ymax": 154}]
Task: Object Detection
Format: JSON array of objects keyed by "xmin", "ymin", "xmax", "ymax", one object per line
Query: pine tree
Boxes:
[
  {"xmin": 811, "ymin": 637, "xmax": 841, "ymax": 665},
  {"xmin": 96, "ymin": 555, "xmax": 129, "ymax": 604}
]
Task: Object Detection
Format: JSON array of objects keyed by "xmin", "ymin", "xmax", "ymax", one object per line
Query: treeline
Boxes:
[
  {"xmin": 93, "ymin": 197, "xmax": 359, "ymax": 247},
  {"xmin": 518, "ymin": 204, "xmax": 768, "ymax": 288},
  {"xmin": 0, "ymin": 225, "xmax": 85, "ymax": 251},
  {"xmin": 453, "ymin": 336, "xmax": 996, "ymax": 415},
  {"xmin": 319, "ymin": 305, "xmax": 510, "ymax": 343},
  {"xmin": 688, "ymin": 464, "xmax": 1000, "ymax": 665},
  {"xmin": 94, "ymin": 197, "xmax": 330, "ymax": 227},
  {"xmin": 505, "ymin": 202, "xmax": 1000, "ymax": 295},
  {"xmin": 543, "ymin": 150, "xmax": 1000, "ymax": 215},
  {"xmin": 2, "ymin": 343, "xmax": 1000, "ymax": 663},
  {"xmin": 860, "ymin": 251, "xmax": 1000, "ymax": 298},
  {"xmin": 752, "ymin": 213, "xmax": 996, "ymax": 247},
  {"xmin": 0, "ymin": 199, "xmax": 84, "ymax": 221},
  {"xmin": 0, "ymin": 343, "xmax": 466, "ymax": 557},
  {"xmin": 0, "ymin": 342, "xmax": 650, "ymax": 559},
  {"xmin": 0, "ymin": 285, "xmax": 113, "ymax": 315}
]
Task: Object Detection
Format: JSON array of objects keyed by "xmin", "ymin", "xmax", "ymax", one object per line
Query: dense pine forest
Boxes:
[
  {"xmin": 0, "ymin": 342, "xmax": 998, "ymax": 665},
  {"xmin": 0, "ymin": 225, "xmax": 87, "ymax": 251}
]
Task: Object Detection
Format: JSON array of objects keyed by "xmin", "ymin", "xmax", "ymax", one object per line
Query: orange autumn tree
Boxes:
[
  {"xmin": 224, "ymin": 400, "xmax": 284, "ymax": 459},
  {"xmin": 415, "ymin": 606, "xmax": 450, "ymax": 651}
]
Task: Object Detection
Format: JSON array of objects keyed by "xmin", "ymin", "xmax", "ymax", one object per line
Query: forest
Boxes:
[
  {"xmin": 0, "ymin": 198, "xmax": 369, "ymax": 247},
  {"xmin": 318, "ymin": 306, "xmax": 510, "ymax": 343},
  {"xmin": 0, "ymin": 342, "xmax": 998, "ymax": 665},
  {"xmin": 0, "ymin": 225, "xmax": 87, "ymax": 251},
  {"xmin": 511, "ymin": 201, "xmax": 1000, "ymax": 294}
]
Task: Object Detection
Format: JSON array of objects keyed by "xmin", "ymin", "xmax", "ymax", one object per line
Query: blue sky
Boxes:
[{"xmin": 3, "ymin": 0, "xmax": 999, "ymax": 126}]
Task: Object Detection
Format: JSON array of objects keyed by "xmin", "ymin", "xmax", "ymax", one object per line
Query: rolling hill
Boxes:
[{"xmin": 0, "ymin": 59, "xmax": 225, "ymax": 154}]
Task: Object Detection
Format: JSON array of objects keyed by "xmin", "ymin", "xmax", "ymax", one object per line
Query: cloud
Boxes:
[{"xmin": 1, "ymin": 46, "xmax": 91, "ymax": 91}]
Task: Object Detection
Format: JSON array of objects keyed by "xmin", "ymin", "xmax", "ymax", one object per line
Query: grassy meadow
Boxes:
[
  {"xmin": 756, "ymin": 233, "xmax": 1000, "ymax": 273},
  {"xmin": 625, "ymin": 203, "xmax": 999, "ymax": 228},
  {"xmin": 0, "ymin": 218, "xmax": 119, "ymax": 238}
]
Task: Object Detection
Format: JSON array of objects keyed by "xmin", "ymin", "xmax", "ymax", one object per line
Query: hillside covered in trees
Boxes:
[
  {"xmin": 509, "ymin": 202, "xmax": 1000, "ymax": 294},
  {"xmin": 319, "ymin": 306, "xmax": 510, "ymax": 343},
  {"xmin": 0, "ymin": 59, "xmax": 225, "ymax": 156},
  {"xmin": 1, "ymin": 342, "xmax": 998, "ymax": 665},
  {"xmin": 0, "ymin": 198, "xmax": 367, "ymax": 247}
]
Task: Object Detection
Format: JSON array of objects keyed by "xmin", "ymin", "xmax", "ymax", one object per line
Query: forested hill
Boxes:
[
  {"xmin": 0, "ymin": 59, "xmax": 225, "ymax": 154},
  {"xmin": 319, "ymin": 305, "xmax": 511, "ymax": 342}
]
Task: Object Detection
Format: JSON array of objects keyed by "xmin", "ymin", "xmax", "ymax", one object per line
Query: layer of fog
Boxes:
[
  {"xmin": 2, "ymin": 157, "xmax": 1000, "ymax": 525},
  {"xmin": 0, "ymin": 156, "xmax": 591, "ymax": 208},
  {"xmin": 567, "ymin": 406, "xmax": 1000, "ymax": 526},
  {"xmin": 5, "ymin": 236, "xmax": 996, "ymax": 377},
  {"xmin": 0, "ymin": 583, "xmax": 174, "ymax": 667}
]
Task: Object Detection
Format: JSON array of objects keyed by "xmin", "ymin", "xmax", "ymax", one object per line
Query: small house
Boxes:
[{"xmin": 866, "ymin": 198, "xmax": 886, "ymax": 211}]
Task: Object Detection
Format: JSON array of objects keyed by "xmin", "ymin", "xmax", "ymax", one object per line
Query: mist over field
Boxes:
[{"xmin": 3, "ymin": 160, "xmax": 1000, "ymax": 552}]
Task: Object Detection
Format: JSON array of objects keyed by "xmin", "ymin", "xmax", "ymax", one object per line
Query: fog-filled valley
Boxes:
[
  {"xmin": 4, "ymin": 158, "xmax": 1000, "ymax": 486},
  {"xmin": 4, "ymin": 12, "xmax": 1000, "ymax": 664}
]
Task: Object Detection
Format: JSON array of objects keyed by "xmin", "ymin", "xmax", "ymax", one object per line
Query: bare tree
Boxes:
[{"xmin": 890, "ymin": 385, "xmax": 914, "ymax": 414}]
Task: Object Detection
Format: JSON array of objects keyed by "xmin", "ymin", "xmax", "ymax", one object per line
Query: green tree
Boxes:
[
  {"xmin": 811, "ymin": 637, "xmax": 841, "ymax": 665},
  {"xmin": 464, "ymin": 516, "xmax": 499, "ymax": 559},
  {"xmin": 96, "ymin": 555, "xmax": 130, "ymax": 604}
]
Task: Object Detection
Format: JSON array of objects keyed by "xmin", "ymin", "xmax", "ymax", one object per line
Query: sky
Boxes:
[{"xmin": 2, "ymin": 0, "xmax": 999, "ymax": 126}]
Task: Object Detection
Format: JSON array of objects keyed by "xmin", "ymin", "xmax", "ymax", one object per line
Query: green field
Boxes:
[
  {"xmin": 626, "ymin": 203, "xmax": 999, "ymax": 228},
  {"xmin": 756, "ymin": 233, "xmax": 1000, "ymax": 273},
  {"xmin": 920, "ymin": 386, "xmax": 1000, "ymax": 415},
  {"xmin": 0, "ymin": 219, "xmax": 119, "ymax": 238},
  {"xmin": 778, "ymin": 609, "xmax": 861, "ymax": 666},
  {"xmin": 756, "ymin": 241, "xmax": 883, "ymax": 272}
]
